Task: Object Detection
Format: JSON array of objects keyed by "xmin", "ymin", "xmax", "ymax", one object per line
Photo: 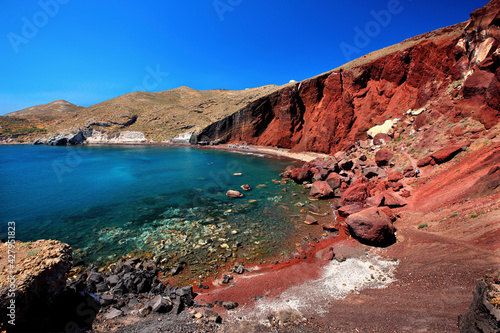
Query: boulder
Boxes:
[
  {"xmin": 388, "ymin": 170, "xmax": 404, "ymax": 182},
  {"xmin": 367, "ymin": 120, "xmax": 395, "ymax": 138},
  {"xmin": 365, "ymin": 194, "xmax": 384, "ymax": 208},
  {"xmin": 431, "ymin": 144, "xmax": 467, "ymax": 164},
  {"xmin": 345, "ymin": 207, "xmax": 396, "ymax": 247},
  {"xmin": 375, "ymin": 148, "xmax": 393, "ymax": 167},
  {"xmin": 226, "ymin": 190, "xmax": 244, "ymax": 198},
  {"xmin": 304, "ymin": 215, "xmax": 318, "ymax": 225},
  {"xmin": 338, "ymin": 204, "xmax": 364, "ymax": 217},
  {"xmin": 149, "ymin": 295, "xmax": 173, "ymax": 313},
  {"xmin": 312, "ymin": 168, "xmax": 329, "ymax": 182},
  {"xmin": 363, "ymin": 166, "xmax": 382, "ymax": 179},
  {"xmin": 326, "ymin": 173, "xmax": 342, "ymax": 190},
  {"xmin": 309, "ymin": 181, "xmax": 334, "ymax": 199},
  {"xmin": 382, "ymin": 191, "xmax": 408, "ymax": 208},
  {"xmin": 240, "ymin": 184, "xmax": 251, "ymax": 191},
  {"xmin": 339, "ymin": 159, "xmax": 354, "ymax": 171},
  {"xmin": 378, "ymin": 206, "xmax": 397, "ymax": 222},
  {"xmin": 290, "ymin": 167, "xmax": 312, "ymax": 183},
  {"xmin": 417, "ymin": 155, "xmax": 434, "ymax": 167},
  {"xmin": 341, "ymin": 178, "xmax": 368, "ymax": 206},
  {"xmin": 308, "ymin": 204, "xmax": 324, "ymax": 216},
  {"xmin": 373, "ymin": 133, "xmax": 391, "ymax": 145},
  {"xmin": 322, "ymin": 223, "xmax": 341, "ymax": 232}
]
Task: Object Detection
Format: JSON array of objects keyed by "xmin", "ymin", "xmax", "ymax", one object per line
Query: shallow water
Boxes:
[{"xmin": 0, "ymin": 145, "xmax": 332, "ymax": 275}]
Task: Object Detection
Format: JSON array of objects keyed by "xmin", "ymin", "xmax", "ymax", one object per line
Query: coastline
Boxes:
[{"xmin": 3, "ymin": 141, "xmax": 499, "ymax": 331}]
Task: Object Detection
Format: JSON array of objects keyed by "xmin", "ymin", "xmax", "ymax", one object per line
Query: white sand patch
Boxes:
[{"xmin": 226, "ymin": 254, "xmax": 398, "ymax": 325}]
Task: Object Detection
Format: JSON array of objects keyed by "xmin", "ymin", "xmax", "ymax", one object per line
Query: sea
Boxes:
[{"xmin": 0, "ymin": 145, "xmax": 331, "ymax": 276}]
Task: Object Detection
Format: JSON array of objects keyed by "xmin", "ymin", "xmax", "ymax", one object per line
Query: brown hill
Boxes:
[{"xmin": 0, "ymin": 85, "xmax": 285, "ymax": 142}]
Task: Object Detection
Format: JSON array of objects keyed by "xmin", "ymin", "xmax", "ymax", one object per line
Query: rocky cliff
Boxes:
[{"xmin": 194, "ymin": 0, "xmax": 500, "ymax": 154}]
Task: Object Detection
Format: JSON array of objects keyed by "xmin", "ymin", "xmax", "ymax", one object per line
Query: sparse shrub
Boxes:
[
  {"xmin": 395, "ymin": 137, "xmax": 402, "ymax": 142},
  {"xmin": 470, "ymin": 213, "xmax": 478, "ymax": 218},
  {"xmin": 450, "ymin": 213, "xmax": 458, "ymax": 218},
  {"xmin": 26, "ymin": 249, "xmax": 41, "ymax": 258},
  {"xmin": 429, "ymin": 121, "xmax": 434, "ymax": 125},
  {"xmin": 418, "ymin": 223, "xmax": 428, "ymax": 229}
]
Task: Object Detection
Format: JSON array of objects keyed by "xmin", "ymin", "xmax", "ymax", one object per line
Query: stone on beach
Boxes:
[
  {"xmin": 345, "ymin": 207, "xmax": 396, "ymax": 247},
  {"xmin": 309, "ymin": 181, "xmax": 334, "ymax": 199}
]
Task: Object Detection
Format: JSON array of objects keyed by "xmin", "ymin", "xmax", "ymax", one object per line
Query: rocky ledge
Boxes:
[
  {"xmin": 0, "ymin": 241, "xmax": 228, "ymax": 332},
  {"xmin": 33, "ymin": 129, "xmax": 148, "ymax": 146},
  {"xmin": 459, "ymin": 271, "xmax": 500, "ymax": 332}
]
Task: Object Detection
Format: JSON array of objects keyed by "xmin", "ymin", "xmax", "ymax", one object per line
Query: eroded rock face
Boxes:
[
  {"xmin": 194, "ymin": 1, "xmax": 500, "ymax": 153},
  {"xmin": 345, "ymin": 207, "xmax": 396, "ymax": 247},
  {"xmin": 0, "ymin": 240, "xmax": 72, "ymax": 330},
  {"xmin": 458, "ymin": 272, "xmax": 500, "ymax": 333}
]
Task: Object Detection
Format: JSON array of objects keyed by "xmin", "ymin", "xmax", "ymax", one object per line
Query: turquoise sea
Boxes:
[{"xmin": 0, "ymin": 145, "xmax": 326, "ymax": 275}]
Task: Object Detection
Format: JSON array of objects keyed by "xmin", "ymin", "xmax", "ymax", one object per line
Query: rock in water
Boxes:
[
  {"xmin": 226, "ymin": 190, "xmax": 244, "ymax": 198},
  {"xmin": 304, "ymin": 215, "xmax": 318, "ymax": 225},
  {"xmin": 345, "ymin": 207, "xmax": 396, "ymax": 247},
  {"xmin": 241, "ymin": 184, "xmax": 251, "ymax": 191}
]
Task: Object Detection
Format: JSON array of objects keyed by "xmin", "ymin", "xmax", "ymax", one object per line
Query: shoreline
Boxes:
[{"xmin": 0, "ymin": 140, "xmax": 331, "ymax": 162}]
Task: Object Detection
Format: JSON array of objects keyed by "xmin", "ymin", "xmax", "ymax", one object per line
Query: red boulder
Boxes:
[
  {"xmin": 430, "ymin": 144, "xmax": 469, "ymax": 164},
  {"xmin": 309, "ymin": 181, "xmax": 334, "ymax": 199},
  {"xmin": 338, "ymin": 203, "xmax": 364, "ymax": 217},
  {"xmin": 388, "ymin": 170, "xmax": 404, "ymax": 182},
  {"xmin": 382, "ymin": 190, "xmax": 408, "ymax": 208},
  {"xmin": 326, "ymin": 172, "xmax": 342, "ymax": 190},
  {"xmin": 341, "ymin": 178, "xmax": 368, "ymax": 205},
  {"xmin": 345, "ymin": 207, "xmax": 396, "ymax": 246},
  {"xmin": 375, "ymin": 148, "xmax": 393, "ymax": 167}
]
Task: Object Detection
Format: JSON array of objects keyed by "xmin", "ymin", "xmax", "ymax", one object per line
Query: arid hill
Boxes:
[{"xmin": 0, "ymin": 85, "xmax": 285, "ymax": 142}]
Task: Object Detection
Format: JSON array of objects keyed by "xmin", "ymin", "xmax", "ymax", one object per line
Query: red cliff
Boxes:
[{"xmin": 194, "ymin": 0, "xmax": 500, "ymax": 154}]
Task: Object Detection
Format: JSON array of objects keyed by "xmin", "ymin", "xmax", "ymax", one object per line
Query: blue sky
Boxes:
[{"xmin": 0, "ymin": 0, "xmax": 488, "ymax": 115}]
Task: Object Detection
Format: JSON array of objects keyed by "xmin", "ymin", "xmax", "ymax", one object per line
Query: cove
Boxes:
[{"xmin": 0, "ymin": 145, "xmax": 330, "ymax": 278}]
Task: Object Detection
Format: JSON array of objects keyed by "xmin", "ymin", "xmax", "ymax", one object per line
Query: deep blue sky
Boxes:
[{"xmin": 0, "ymin": 0, "xmax": 488, "ymax": 115}]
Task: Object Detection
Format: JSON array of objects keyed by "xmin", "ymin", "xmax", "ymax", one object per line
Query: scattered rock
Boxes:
[
  {"xmin": 322, "ymin": 223, "xmax": 340, "ymax": 232},
  {"xmin": 341, "ymin": 178, "xmax": 368, "ymax": 206},
  {"xmin": 382, "ymin": 190, "xmax": 408, "ymax": 208},
  {"xmin": 309, "ymin": 181, "xmax": 334, "ymax": 199},
  {"xmin": 388, "ymin": 170, "xmax": 404, "ymax": 182},
  {"xmin": 240, "ymin": 184, "xmax": 251, "ymax": 191},
  {"xmin": 221, "ymin": 301, "xmax": 239, "ymax": 310},
  {"xmin": 338, "ymin": 204, "xmax": 364, "ymax": 217},
  {"xmin": 226, "ymin": 190, "xmax": 244, "ymax": 198},
  {"xmin": 308, "ymin": 203, "xmax": 324, "ymax": 216},
  {"xmin": 103, "ymin": 308, "xmax": 123, "ymax": 320},
  {"xmin": 326, "ymin": 173, "xmax": 342, "ymax": 190},
  {"xmin": 304, "ymin": 215, "xmax": 318, "ymax": 225}
]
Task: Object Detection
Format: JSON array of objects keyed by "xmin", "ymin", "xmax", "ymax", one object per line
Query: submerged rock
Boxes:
[{"xmin": 226, "ymin": 190, "xmax": 244, "ymax": 198}]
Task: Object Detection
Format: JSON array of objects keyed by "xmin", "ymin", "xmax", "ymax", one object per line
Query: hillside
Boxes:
[{"xmin": 0, "ymin": 85, "xmax": 285, "ymax": 142}]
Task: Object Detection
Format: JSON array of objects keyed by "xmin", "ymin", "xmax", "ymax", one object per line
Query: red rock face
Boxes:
[{"xmin": 195, "ymin": 1, "xmax": 500, "ymax": 153}]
